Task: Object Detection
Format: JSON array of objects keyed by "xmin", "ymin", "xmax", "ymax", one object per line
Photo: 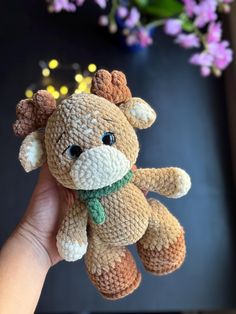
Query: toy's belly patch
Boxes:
[{"xmin": 90, "ymin": 183, "xmax": 151, "ymax": 246}]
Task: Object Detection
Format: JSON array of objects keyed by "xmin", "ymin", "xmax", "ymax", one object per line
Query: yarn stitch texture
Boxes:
[{"xmin": 77, "ymin": 170, "xmax": 133, "ymax": 224}]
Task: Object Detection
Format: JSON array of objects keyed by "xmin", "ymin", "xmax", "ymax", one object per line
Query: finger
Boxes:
[
  {"xmin": 35, "ymin": 164, "xmax": 58, "ymax": 194},
  {"xmin": 58, "ymin": 186, "xmax": 76, "ymax": 210},
  {"xmin": 37, "ymin": 163, "xmax": 54, "ymax": 185},
  {"xmin": 57, "ymin": 185, "xmax": 72, "ymax": 212}
]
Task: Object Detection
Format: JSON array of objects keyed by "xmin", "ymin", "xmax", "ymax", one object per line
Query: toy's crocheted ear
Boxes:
[
  {"xmin": 19, "ymin": 131, "xmax": 46, "ymax": 172},
  {"xmin": 13, "ymin": 90, "xmax": 56, "ymax": 172},
  {"xmin": 119, "ymin": 97, "xmax": 157, "ymax": 129}
]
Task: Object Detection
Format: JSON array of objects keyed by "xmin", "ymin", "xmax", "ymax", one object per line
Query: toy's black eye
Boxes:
[
  {"xmin": 102, "ymin": 132, "xmax": 116, "ymax": 146},
  {"xmin": 67, "ymin": 145, "xmax": 83, "ymax": 159}
]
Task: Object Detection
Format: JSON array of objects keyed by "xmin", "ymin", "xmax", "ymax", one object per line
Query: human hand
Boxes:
[
  {"xmin": 15, "ymin": 164, "xmax": 75, "ymax": 268},
  {"xmin": 0, "ymin": 164, "xmax": 77, "ymax": 313}
]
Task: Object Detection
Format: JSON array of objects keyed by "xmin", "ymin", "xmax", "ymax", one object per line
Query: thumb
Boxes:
[{"xmin": 35, "ymin": 163, "xmax": 58, "ymax": 193}]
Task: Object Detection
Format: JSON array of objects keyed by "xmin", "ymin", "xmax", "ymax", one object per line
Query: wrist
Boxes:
[{"xmin": 12, "ymin": 223, "xmax": 53, "ymax": 271}]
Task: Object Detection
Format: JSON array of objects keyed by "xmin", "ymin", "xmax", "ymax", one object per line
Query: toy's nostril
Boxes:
[{"xmin": 69, "ymin": 145, "xmax": 83, "ymax": 158}]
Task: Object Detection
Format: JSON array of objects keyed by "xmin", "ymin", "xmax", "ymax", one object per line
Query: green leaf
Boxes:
[
  {"xmin": 142, "ymin": 0, "xmax": 183, "ymax": 18},
  {"xmin": 182, "ymin": 20, "xmax": 195, "ymax": 32},
  {"xmin": 179, "ymin": 13, "xmax": 188, "ymax": 22},
  {"xmin": 179, "ymin": 12, "xmax": 195, "ymax": 32},
  {"xmin": 133, "ymin": 0, "xmax": 149, "ymax": 8}
]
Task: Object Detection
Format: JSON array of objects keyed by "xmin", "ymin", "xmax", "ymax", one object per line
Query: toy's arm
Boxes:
[
  {"xmin": 132, "ymin": 167, "xmax": 191, "ymax": 198},
  {"xmin": 56, "ymin": 201, "xmax": 88, "ymax": 262}
]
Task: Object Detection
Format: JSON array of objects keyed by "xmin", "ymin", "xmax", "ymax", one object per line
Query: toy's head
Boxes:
[{"xmin": 13, "ymin": 70, "xmax": 156, "ymax": 190}]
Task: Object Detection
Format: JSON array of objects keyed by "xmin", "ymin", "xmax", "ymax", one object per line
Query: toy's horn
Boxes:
[
  {"xmin": 13, "ymin": 90, "xmax": 56, "ymax": 137},
  {"xmin": 91, "ymin": 69, "xmax": 132, "ymax": 105}
]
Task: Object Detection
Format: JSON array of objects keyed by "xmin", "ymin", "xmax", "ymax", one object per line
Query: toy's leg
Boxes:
[
  {"xmin": 137, "ymin": 198, "xmax": 186, "ymax": 275},
  {"xmin": 56, "ymin": 202, "xmax": 88, "ymax": 262},
  {"xmin": 85, "ymin": 231, "xmax": 141, "ymax": 300}
]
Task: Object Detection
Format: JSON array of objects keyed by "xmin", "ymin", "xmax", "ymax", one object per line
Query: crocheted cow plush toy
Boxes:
[{"xmin": 13, "ymin": 69, "xmax": 191, "ymax": 300}]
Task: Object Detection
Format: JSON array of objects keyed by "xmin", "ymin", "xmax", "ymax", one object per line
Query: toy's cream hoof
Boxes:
[
  {"xmin": 56, "ymin": 236, "xmax": 87, "ymax": 262},
  {"xmin": 137, "ymin": 231, "xmax": 186, "ymax": 275},
  {"xmin": 87, "ymin": 250, "xmax": 141, "ymax": 300},
  {"xmin": 171, "ymin": 168, "xmax": 191, "ymax": 198}
]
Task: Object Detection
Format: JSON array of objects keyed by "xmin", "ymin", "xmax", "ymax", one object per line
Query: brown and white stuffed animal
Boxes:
[{"xmin": 13, "ymin": 69, "xmax": 191, "ymax": 300}]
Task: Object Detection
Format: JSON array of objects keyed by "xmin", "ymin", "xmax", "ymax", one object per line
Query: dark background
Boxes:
[{"xmin": 0, "ymin": 1, "xmax": 236, "ymax": 312}]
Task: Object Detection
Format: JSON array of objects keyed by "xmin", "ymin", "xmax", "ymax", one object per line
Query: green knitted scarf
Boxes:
[{"xmin": 77, "ymin": 170, "xmax": 133, "ymax": 225}]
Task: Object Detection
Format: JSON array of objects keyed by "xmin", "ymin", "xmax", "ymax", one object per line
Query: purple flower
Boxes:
[
  {"xmin": 137, "ymin": 28, "xmax": 153, "ymax": 47},
  {"xmin": 190, "ymin": 51, "xmax": 213, "ymax": 76},
  {"xmin": 194, "ymin": 0, "xmax": 217, "ymax": 28},
  {"xmin": 208, "ymin": 41, "xmax": 233, "ymax": 70},
  {"xmin": 126, "ymin": 33, "xmax": 138, "ymax": 46},
  {"xmin": 183, "ymin": 0, "xmax": 197, "ymax": 17},
  {"xmin": 164, "ymin": 19, "xmax": 182, "ymax": 36},
  {"xmin": 94, "ymin": 0, "xmax": 106, "ymax": 9},
  {"xmin": 201, "ymin": 66, "xmax": 211, "ymax": 76},
  {"xmin": 52, "ymin": 0, "xmax": 76, "ymax": 12},
  {"xmin": 98, "ymin": 15, "xmax": 109, "ymax": 26},
  {"xmin": 76, "ymin": 0, "xmax": 85, "ymax": 6},
  {"xmin": 207, "ymin": 22, "xmax": 222, "ymax": 43},
  {"xmin": 126, "ymin": 28, "xmax": 153, "ymax": 48},
  {"xmin": 117, "ymin": 6, "xmax": 128, "ymax": 18},
  {"xmin": 124, "ymin": 7, "xmax": 140, "ymax": 28},
  {"xmin": 190, "ymin": 40, "xmax": 233, "ymax": 76},
  {"xmin": 190, "ymin": 51, "xmax": 213, "ymax": 66},
  {"xmin": 175, "ymin": 33, "xmax": 200, "ymax": 48}
]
